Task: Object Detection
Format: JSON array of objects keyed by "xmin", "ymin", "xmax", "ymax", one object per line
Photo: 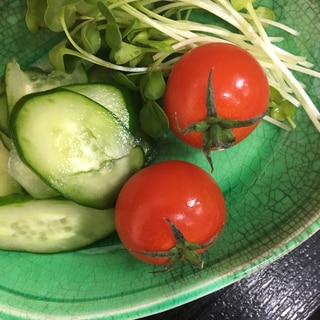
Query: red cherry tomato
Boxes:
[
  {"xmin": 164, "ymin": 43, "xmax": 269, "ymax": 169},
  {"xmin": 115, "ymin": 160, "xmax": 226, "ymax": 271}
]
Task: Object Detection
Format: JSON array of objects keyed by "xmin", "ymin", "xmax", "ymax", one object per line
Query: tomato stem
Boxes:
[
  {"xmin": 175, "ymin": 68, "xmax": 268, "ymax": 171},
  {"xmin": 132, "ymin": 218, "xmax": 225, "ymax": 272},
  {"xmin": 165, "ymin": 218, "xmax": 204, "ymax": 270}
]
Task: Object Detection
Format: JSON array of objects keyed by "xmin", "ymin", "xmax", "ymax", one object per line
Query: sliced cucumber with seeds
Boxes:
[
  {"xmin": 63, "ymin": 83, "xmax": 157, "ymax": 162},
  {"xmin": 63, "ymin": 83, "xmax": 140, "ymax": 134},
  {"xmin": 5, "ymin": 60, "xmax": 88, "ymax": 114},
  {"xmin": 10, "ymin": 89, "xmax": 145, "ymax": 209},
  {"xmin": 0, "ymin": 194, "xmax": 115, "ymax": 253}
]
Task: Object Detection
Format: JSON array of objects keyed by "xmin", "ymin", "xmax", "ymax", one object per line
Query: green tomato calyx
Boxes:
[
  {"xmin": 175, "ymin": 68, "xmax": 268, "ymax": 171},
  {"xmin": 133, "ymin": 218, "xmax": 224, "ymax": 272}
]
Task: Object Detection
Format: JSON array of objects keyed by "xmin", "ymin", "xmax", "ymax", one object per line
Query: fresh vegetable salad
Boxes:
[{"xmin": 0, "ymin": 0, "xmax": 319, "ymax": 272}]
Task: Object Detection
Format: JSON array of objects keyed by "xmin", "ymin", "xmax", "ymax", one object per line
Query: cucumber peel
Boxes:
[{"xmin": 10, "ymin": 89, "xmax": 145, "ymax": 208}]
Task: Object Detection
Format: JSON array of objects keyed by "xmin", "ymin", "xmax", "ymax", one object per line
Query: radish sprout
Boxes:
[{"xmin": 27, "ymin": 0, "xmax": 320, "ymax": 132}]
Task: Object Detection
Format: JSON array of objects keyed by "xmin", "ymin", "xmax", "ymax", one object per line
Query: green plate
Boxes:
[{"xmin": 0, "ymin": 1, "xmax": 319, "ymax": 319}]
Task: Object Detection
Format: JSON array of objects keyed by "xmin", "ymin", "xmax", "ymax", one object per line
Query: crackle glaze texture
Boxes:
[
  {"xmin": 142, "ymin": 230, "xmax": 320, "ymax": 320},
  {"xmin": 0, "ymin": 0, "xmax": 319, "ymax": 319}
]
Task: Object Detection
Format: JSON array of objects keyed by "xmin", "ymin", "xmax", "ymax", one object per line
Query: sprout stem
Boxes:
[{"xmin": 52, "ymin": 0, "xmax": 320, "ymax": 131}]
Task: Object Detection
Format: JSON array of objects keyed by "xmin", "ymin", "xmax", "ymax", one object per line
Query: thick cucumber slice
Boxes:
[
  {"xmin": 63, "ymin": 83, "xmax": 140, "ymax": 134},
  {"xmin": 5, "ymin": 60, "xmax": 88, "ymax": 114},
  {"xmin": 8, "ymin": 148, "xmax": 59, "ymax": 199},
  {"xmin": 0, "ymin": 140, "xmax": 23, "ymax": 196},
  {"xmin": 0, "ymin": 195, "xmax": 115, "ymax": 253},
  {"xmin": 10, "ymin": 89, "xmax": 145, "ymax": 208}
]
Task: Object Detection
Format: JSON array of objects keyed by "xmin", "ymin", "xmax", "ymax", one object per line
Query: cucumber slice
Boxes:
[
  {"xmin": 64, "ymin": 83, "xmax": 140, "ymax": 134},
  {"xmin": 8, "ymin": 148, "xmax": 59, "ymax": 199},
  {"xmin": 0, "ymin": 131, "xmax": 12, "ymax": 150},
  {"xmin": 0, "ymin": 92, "xmax": 9, "ymax": 136},
  {"xmin": 0, "ymin": 194, "xmax": 115, "ymax": 253},
  {"xmin": 5, "ymin": 60, "xmax": 88, "ymax": 114},
  {"xmin": 10, "ymin": 89, "xmax": 145, "ymax": 209},
  {"xmin": 0, "ymin": 140, "xmax": 23, "ymax": 196}
]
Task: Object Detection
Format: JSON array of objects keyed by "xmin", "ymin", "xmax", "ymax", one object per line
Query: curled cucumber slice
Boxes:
[{"xmin": 10, "ymin": 89, "xmax": 145, "ymax": 208}]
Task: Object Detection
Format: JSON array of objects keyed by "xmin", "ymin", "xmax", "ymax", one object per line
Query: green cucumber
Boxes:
[
  {"xmin": 63, "ymin": 84, "xmax": 157, "ymax": 162},
  {"xmin": 8, "ymin": 148, "xmax": 59, "ymax": 199},
  {"xmin": 0, "ymin": 131, "xmax": 12, "ymax": 150},
  {"xmin": 0, "ymin": 194, "xmax": 115, "ymax": 253},
  {"xmin": 0, "ymin": 140, "xmax": 23, "ymax": 196},
  {"xmin": 10, "ymin": 89, "xmax": 145, "ymax": 209},
  {"xmin": 63, "ymin": 83, "xmax": 140, "ymax": 134},
  {"xmin": 5, "ymin": 60, "xmax": 88, "ymax": 114},
  {"xmin": 0, "ymin": 92, "xmax": 9, "ymax": 136}
]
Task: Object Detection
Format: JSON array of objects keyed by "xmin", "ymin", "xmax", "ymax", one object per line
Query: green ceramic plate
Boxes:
[{"xmin": 0, "ymin": 1, "xmax": 319, "ymax": 319}]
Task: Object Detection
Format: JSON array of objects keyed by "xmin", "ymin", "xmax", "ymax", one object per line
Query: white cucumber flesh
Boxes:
[
  {"xmin": 63, "ymin": 83, "xmax": 139, "ymax": 134},
  {"xmin": 0, "ymin": 195, "xmax": 115, "ymax": 253},
  {"xmin": 5, "ymin": 60, "xmax": 88, "ymax": 114},
  {"xmin": 8, "ymin": 148, "xmax": 59, "ymax": 199},
  {"xmin": 0, "ymin": 141, "xmax": 23, "ymax": 196},
  {"xmin": 10, "ymin": 89, "xmax": 145, "ymax": 208}
]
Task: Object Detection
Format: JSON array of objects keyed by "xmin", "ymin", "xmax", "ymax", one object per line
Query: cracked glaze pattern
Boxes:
[{"xmin": 0, "ymin": 1, "xmax": 319, "ymax": 319}]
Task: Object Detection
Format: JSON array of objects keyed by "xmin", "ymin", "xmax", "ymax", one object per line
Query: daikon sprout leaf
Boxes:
[{"xmin": 26, "ymin": 0, "xmax": 320, "ymax": 132}]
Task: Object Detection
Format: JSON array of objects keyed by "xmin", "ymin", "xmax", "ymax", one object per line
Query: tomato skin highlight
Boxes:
[
  {"xmin": 164, "ymin": 42, "xmax": 270, "ymax": 149},
  {"xmin": 115, "ymin": 160, "xmax": 226, "ymax": 267}
]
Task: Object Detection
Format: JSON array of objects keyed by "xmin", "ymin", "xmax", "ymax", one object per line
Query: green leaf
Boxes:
[
  {"xmin": 269, "ymin": 86, "xmax": 283, "ymax": 105},
  {"xmin": 75, "ymin": 1, "xmax": 100, "ymax": 16},
  {"xmin": 81, "ymin": 21, "xmax": 101, "ymax": 54},
  {"xmin": 26, "ymin": 0, "xmax": 48, "ymax": 32},
  {"xmin": 140, "ymin": 71, "xmax": 166, "ymax": 101},
  {"xmin": 231, "ymin": 0, "xmax": 256, "ymax": 11},
  {"xmin": 147, "ymin": 40, "xmax": 176, "ymax": 54},
  {"xmin": 128, "ymin": 31, "xmax": 150, "ymax": 44},
  {"xmin": 255, "ymin": 6, "xmax": 275, "ymax": 20},
  {"xmin": 45, "ymin": 0, "xmax": 79, "ymax": 32},
  {"xmin": 139, "ymin": 101, "xmax": 169, "ymax": 138},
  {"xmin": 122, "ymin": 19, "xmax": 149, "ymax": 39},
  {"xmin": 110, "ymin": 42, "xmax": 145, "ymax": 65},
  {"xmin": 112, "ymin": 72, "xmax": 138, "ymax": 91},
  {"xmin": 104, "ymin": 24, "xmax": 122, "ymax": 51},
  {"xmin": 48, "ymin": 40, "xmax": 69, "ymax": 71},
  {"xmin": 255, "ymin": 6, "xmax": 275, "ymax": 27},
  {"xmin": 97, "ymin": 2, "xmax": 122, "ymax": 51},
  {"xmin": 270, "ymin": 100, "xmax": 296, "ymax": 128}
]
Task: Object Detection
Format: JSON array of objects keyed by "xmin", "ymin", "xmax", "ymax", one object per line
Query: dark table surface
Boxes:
[{"xmin": 141, "ymin": 230, "xmax": 320, "ymax": 320}]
